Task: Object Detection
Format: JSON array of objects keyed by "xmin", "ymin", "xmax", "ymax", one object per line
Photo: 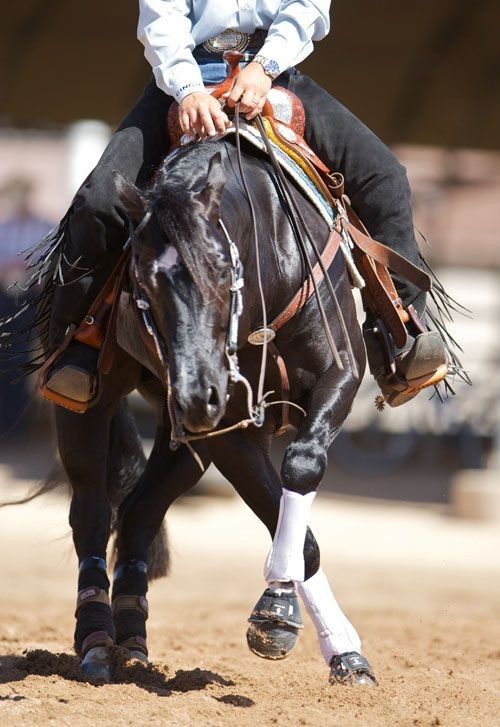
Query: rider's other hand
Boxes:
[
  {"xmin": 179, "ymin": 92, "xmax": 230, "ymax": 140},
  {"xmin": 227, "ymin": 62, "xmax": 272, "ymax": 120}
]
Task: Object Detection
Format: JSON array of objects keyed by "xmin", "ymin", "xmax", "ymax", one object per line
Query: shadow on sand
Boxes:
[{"xmin": 0, "ymin": 649, "xmax": 255, "ymax": 706}]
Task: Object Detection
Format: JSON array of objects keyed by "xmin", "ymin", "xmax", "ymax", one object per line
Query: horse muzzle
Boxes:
[{"xmin": 174, "ymin": 382, "xmax": 226, "ymax": 434}]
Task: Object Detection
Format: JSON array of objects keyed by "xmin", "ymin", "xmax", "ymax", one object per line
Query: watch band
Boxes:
[{"xmin": 253, "ymin": 55, "xmax": 281, "ymax": 80}]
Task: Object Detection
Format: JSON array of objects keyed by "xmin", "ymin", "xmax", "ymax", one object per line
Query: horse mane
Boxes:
[{"xmin": 148, "ymin": 142, "xmax": 232, "ymax": 302}]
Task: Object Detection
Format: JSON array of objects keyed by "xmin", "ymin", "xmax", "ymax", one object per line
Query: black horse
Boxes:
[{"xmin": 26, "ymin": 134, "xmax": 377, "ymax": 686}]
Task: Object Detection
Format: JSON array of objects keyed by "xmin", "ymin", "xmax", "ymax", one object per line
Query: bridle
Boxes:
[{"xmin": 128, "ymin": 103, "xmax": 353, "ymax": 468}]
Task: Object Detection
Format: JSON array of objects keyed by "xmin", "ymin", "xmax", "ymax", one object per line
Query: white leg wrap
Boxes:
[
  {"xmin": 298, "ymin": 568, "xmax": 361, "ymax": 666},
  {"xmin": 264, "ymin": 488, "xmax": 316, "ymax": 584}
]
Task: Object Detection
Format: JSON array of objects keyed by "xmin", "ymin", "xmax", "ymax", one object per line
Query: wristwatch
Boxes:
[{"xmin": 252, "ymin": 55, "xmax": 281, "ymax": 80}]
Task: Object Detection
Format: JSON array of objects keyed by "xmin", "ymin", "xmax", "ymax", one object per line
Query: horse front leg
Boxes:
[
  {"xmin": 270, "ymin": 361, "xmax": 377, "ymax": 686},
  {"xmin": 56, "ymin": 404, "xmax": 116, "ymax": 683},
  {"xmin": 207, "ymin": 429, "xmax": 319, "ymax": 661},
  {"xmin": 113, "ymin": 414, "xmax": 211, "ymax": 662}
]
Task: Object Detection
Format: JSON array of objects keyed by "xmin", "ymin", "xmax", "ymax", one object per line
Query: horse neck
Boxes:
[{"xmin": 222, "ymin": 156, "xmax": 312, "ymax": 334}]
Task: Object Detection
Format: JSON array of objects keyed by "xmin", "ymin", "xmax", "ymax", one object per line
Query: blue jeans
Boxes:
[{"xmin": 198, "ymin": 60, "xmax": 228, "ymax": 86}]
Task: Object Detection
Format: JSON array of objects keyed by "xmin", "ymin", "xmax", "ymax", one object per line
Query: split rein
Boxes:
[{"xmin": 130, "ymin": 104, "xmax": 354, "ymax": 466}]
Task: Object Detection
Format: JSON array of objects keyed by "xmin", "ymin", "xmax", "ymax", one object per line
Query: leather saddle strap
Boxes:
[
  {"xmin": 74, "ymin": 249, "xmax": 130, "ymax": 350},
  {"xmin": 261, "ymin": 130, "xmax": 430, "ymax": 295},
  {"xmin": 268, "ymin": 115, "xmax": 423, "ymax": 305},
  {"xmin": 73, "ymin": 248, "xmax": 131, "ymax": 350},
  {"xmin": 353, "ymin": 247, "xmax": 408, "ymax": 348},
  {"xmin": 265, "ymin": 230, "xmax": 341, "ymax": 436},
  {"xmin": 268, "ymin": 340, "xmax": 291, "ymax": 437},
  {"xmin": 344, "ymin": 202, "xmax": 431, "ymax": 292},
  {"xmin": 345, "ymin": 220, "xmax": 431, "ymax": 293},
  {"xmin": 100, "ymin": 250, "xmax": 131, "ymax": 375},
  {"xmin": 269, "ymin": 229, "xmax": 342, "ymax": 333}
]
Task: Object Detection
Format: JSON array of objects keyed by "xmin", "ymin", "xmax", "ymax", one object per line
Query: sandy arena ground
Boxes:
[{"xmin": 0, "ymin": 465, "xmax": 499, "ymax": 726}]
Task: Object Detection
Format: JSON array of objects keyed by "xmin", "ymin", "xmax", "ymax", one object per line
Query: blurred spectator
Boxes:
[
  {"xmin": 0, "ymin": 177, "xmax": 54, "ymax": 438},
  {"xmin": 0, "ymin": 177, "xmax": 53, "ymax": 283}
]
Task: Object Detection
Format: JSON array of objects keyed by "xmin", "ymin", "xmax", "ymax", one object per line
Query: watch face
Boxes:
[{"xmin": 264, "ymin": 59, "xmax": 280, "ymax": 78}]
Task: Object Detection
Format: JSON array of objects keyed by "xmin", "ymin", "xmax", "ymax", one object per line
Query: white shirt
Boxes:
[{"xmin": 138, "ymin": 1, "xmax": 331, "ymax": 101}]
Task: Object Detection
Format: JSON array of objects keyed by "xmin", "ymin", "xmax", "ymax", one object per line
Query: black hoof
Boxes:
[
  {"xmin": 81, "ymin": 647, "xmax": 111, "ymax": 684},
  {"xmin": 329, "ymin": 652, "xmax": 377, "ymax": 687},
  {"xmin": 246, "ymin": 621, "xmax": 300, "ymax": 660},
  {"xmin": 125, "ymin": 649, "xmax": 149, "ymax": 664},
  {"xmin": 247, "ymin": 584, "xmax": 303, "ymax": 660}
]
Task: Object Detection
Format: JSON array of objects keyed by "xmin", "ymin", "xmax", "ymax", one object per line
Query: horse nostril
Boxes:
[{"xmin": 207, "ymin": 386, "xmax": 219, "ymax": 412}]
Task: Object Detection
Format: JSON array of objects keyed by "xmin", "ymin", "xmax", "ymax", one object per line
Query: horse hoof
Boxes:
[
  {"xmin": 81, "ymin": 646, "xmax": 111, "ymax": 684},
  {"xmin": 247, "ymin": 585, "xmax": 303, "ymax": 660},
  {"xmin": 246, "ymin": 620, "xmax": 300, "ymax": 660},
  {"xmin": 126, "ymin": 649, "xmax": 149, "ymax": 664},
  {"xmin": 329, "ymin": 652, "xmax": 378, "ymax": 687}
]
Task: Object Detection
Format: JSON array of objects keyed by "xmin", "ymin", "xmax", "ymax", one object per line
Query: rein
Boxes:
[
  {"xmin": 164, "ymin": 112, "xmax": 307, "ymax": 455},
  {"xmin": 130, "ymin": 107, "xmax": 352, "ymax": 464}
]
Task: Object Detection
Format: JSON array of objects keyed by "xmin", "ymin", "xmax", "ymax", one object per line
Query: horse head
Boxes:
[{"xmin": 115, "ymin": 148, "xmax": 236, "ymax": 435}]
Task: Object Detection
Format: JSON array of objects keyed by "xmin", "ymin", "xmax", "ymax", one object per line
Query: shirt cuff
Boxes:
[
  {"xmin": 174, "ymin": 80, "xmax": 207, "ymax": 103},
  {"xmin": 155, "ymin": 60, "xmax": 207, "ymax": 102}
]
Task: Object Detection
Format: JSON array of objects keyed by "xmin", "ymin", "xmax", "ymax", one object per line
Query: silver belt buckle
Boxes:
[{"xmin": 203, "ymin": 29, "xmax": 251, "ymax": 55}]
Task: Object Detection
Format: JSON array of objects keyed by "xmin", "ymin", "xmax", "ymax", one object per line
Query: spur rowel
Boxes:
[
  {"xmin": 246, "ymin": 583, "xmax": 303, "ymax": 660},
  {"xmin": 81, "ymin": 646, "xmax": 112, "ymax": 684},
  {"xmin": 329, "ymin": 651, "xmax": 378, "ymax": 687}
]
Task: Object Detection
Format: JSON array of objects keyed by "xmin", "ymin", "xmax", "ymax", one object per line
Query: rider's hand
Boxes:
[
  {"xmin": 180, "ymin": 92, "xmax": 230, "ymax": 140},
  {"xmin": 227, "ymin": 62, "xmax": 272, "ymax": 120}
]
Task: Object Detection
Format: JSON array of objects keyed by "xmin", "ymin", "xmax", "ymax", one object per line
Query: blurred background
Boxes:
[
  {"xmin": 0, "ymin": 0, "xmax": 499, "ymax": 512},
  {"xmin": 0, "ymin": 5, "xmax": 499, "ymax": 722}
]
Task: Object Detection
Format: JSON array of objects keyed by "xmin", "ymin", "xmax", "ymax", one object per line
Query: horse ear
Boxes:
[
  {"xmin": 195, "ymin": 152, "xmax": 226, "ymax": 222},
  {"xmin": 113, "ymin": 171, "xmax": 148, "ymax": 222}
]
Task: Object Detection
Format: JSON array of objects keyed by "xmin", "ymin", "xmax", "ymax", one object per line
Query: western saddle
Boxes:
[{"xmin": 39, "ymin": 53, "xmax": 442, "ymax": 420}]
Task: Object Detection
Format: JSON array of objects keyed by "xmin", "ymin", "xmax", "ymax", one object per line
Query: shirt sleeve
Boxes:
[
  {"xmin": 137, "ymin": 0, "xmax": 206, "ymax": 102},
  {"xmin": 259, "ymin": 0, "xmax": 331, "ymax": 74}
]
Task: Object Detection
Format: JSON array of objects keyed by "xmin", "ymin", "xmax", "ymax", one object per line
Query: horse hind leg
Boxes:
[
  {"xmin": 57, "ymin": 401, "xmax": 117, "ymax": 684},
  {"xmin": 76, "ymin": 557, "xmax": 115, "ymax": 683},
  {"xmin": 112, "ymin": 561, "xmax": 150, "ymax": 663},
  {"xmin": 112, "ymin": 422, "xmax": 211, "ymax": 662}
]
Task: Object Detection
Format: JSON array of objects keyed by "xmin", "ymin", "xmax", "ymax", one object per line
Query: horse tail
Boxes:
[
  {"xmin": 107, "ymin": 398, "xmax": 170, "ymax": 581},
  {"xmin": 0, "ymin": 399, "xmax": 170, "ymax": 582}
]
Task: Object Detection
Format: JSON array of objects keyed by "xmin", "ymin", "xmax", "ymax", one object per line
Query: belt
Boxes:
[{"xmin": 194, "ymin": 28, "xmax": 267, "ymax": 58}]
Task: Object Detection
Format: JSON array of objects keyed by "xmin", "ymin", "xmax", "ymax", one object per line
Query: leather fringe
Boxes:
[
  {"xmin": 0, "ymin": 210, "xmax": 75, "ymax": 381},
  {"xmin": 418, "ymin": 250, "xmax": 472, "ymax": 400}
]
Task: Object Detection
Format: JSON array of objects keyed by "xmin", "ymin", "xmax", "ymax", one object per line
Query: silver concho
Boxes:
[
  {"xmin": 248, "ymin": 328, "xmax": 276, "ymax": 345},
  {"xmin": 203, "ymin": 29, "xmax": 251, "ymax": 55}
]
